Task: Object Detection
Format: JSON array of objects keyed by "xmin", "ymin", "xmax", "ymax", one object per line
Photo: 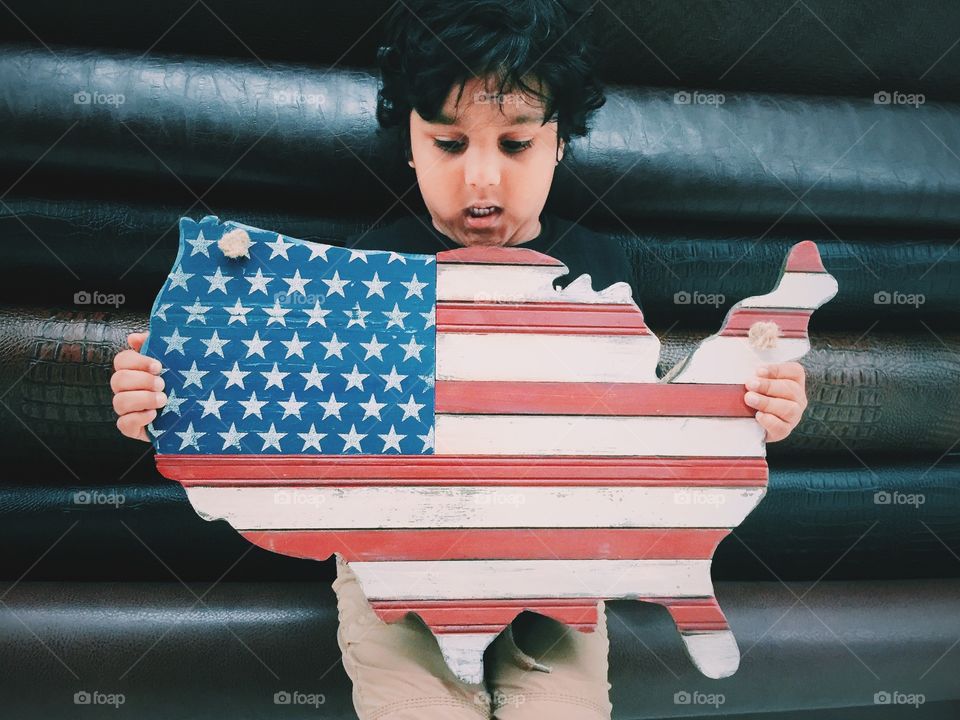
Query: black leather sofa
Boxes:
[{"xmin": 1, "ymin": 2, "xmax": 958, "ymax": 718}]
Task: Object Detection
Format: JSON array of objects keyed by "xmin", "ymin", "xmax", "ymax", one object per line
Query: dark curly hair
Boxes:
[{"xmin": 375, "ymin": 0, "xmax": 606, "ymax": 163}]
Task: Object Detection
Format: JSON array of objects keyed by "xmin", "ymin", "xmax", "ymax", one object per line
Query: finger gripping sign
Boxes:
[{"xmin": 141, "ymin": 215, "xmax": 838, "ymax": 683}]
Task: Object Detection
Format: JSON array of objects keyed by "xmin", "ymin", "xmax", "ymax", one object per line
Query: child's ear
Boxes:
[{"xmin": 556, "ymin": 138, "xmax": 565, "ymax": 164}]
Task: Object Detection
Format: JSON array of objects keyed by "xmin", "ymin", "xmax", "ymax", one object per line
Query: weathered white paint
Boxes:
[
  {"xmin": 433, "ymin": 632, "xmax": 497, "ymax": 685},
  {"xmin": 350, "ymin": 559, "xmax": 716, "ymax": 599},
  {"xmin": 437, "ymin": 264, "xmax": 635, "ymax": 305},
  {"xmin": 681, "ymin": 630, "xmax": 741, "ymax": 679},
  {"xmin": 184, "ymin": 485, "xmax": 767, "ymax": 529},
  {"xmin": 435, "ymin": 415, "xmax": 765, "ymax": 457},
  {"xmin": 665, "ymin": 336, "xmax": 811, "ymax": 384},
  {"xmin": 437, "ymin": 332, "xmax": 661, "ymax": 383},
  {"xmin": 738, "ymin": 272, "xmax": 839, "ymax": 309}
]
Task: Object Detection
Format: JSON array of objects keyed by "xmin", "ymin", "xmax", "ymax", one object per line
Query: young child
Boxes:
[{"xmin": 112, "ymin": 2, "xmax": 808, "ymax": 717}]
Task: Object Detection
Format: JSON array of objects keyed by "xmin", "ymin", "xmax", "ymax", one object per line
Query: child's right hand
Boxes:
[{"xmin": 112, "ymin": 332, "xmax": 166, "ymax": 442}]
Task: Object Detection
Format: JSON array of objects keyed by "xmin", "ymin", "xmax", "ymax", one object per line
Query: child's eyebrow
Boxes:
[{"xmin": 432, "ymin": 111, "xmax": 543, "ymax": 126}]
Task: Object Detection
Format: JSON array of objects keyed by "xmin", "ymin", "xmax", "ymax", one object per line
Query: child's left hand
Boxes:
[{"xmin": 743, "ymin": 361, "xmax": 808, "ymax": 442}]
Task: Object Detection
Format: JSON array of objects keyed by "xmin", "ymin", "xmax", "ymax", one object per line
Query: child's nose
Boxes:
[{"xmin": 463, "ymin": 148, "xmax": 501, "ymax": 188}]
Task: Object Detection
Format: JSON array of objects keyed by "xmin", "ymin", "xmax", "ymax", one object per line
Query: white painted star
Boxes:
[
  {"xmin": 265, "ymin": 233, "xmax": 293, "ymax": 260},
  {"xmin": 297, "ymin": 424, "xmax": 326, "ymax": 452},
  {"xmin": 245, "ymin": 268, "xmax": 273, "ymax": 295},
  {"xmin": 278, "ymin": 392, "xmax": 307, "ymax": 420},
  {"xmin": 304, "ymin": 300, "xmax": 330, "ymax": 327},
  {"xmin": 400, "ymin": 336, "xmax": 425, "ymax": 362},
  {"xmin": 242, "ymin": 330, "xmax": 270, "ymax": 358},
  {"xmin": 180, "ymin": 361, "xmax": 208, "ymax": 389},
  {"xmin": 218, "ymin": 423, "xmax": 247, "ymax": 451},
  {"xmin": 161, "ymin": 328, "xmax": 189, "ymax": 355},
  {"xmin": 155, "ymin": 303, "xmax": 172, "ymax": 321},
  {"xmin": 183, "ymin": 297, "xmax": 212, "ymax": 324},
  {"xmin": 281, "ymin": 331, "xmax": 309, "ymax": 359},
  {"xmin": 322, "ymin": 270, "xmax": 349, "ymax": 297},
  {"xmin": 341, "ymin": 364, "xmax": 369, "ymax": 391},
  {"xmin": 401, "ymin": 273, "xmax": 428, "ymax": 299},
  {"xmin": 204, "ymin": 267, "xmax": 232, "ymax": 294},
  {"xmin": 201, "ymin": 330, "xmax": 229, "ymax": 357},
  {"xmin": 258, "ymin": 423, "xmax": 287, "ymax": 451},
  {"xmin": 383, "ymin": 303, "xmax": 409, "ymax": 329},
  {"xmin": 344, "ymin": 303, "xmax": 370, "ymax": 329},
  {"xmin": 261, "ymin": 362, "xmax": 289, "ymax": 390},
  {"xmin": 378, "ymin": 425, "xmax": 406, "ymax": 453},
  {"xmin": 359, "ymin": 334, "xmax": 388, "ymax": 361},
  {"xmin": 339, "ymin": 424, "xmax": 367, "ymax": 452},
  {"xmin": 300, "ymin": 364, "xmax": 328, "ymax": 391},
  {"xmin": 361, "ymin": 272, "xmax": 390, "ymax": 299},
  {"xmin": 239, "ymin": 390, "xmax": 268, "ymax": 419},
  {"xmin": 160, "ymin": 389, "xmax": 188, "ymax": 416},
  {"xmin": 348, "ymin": 249, "xmax": 369, "ymax": 263},
  {"xmin": 263, "ymin": 298, "xmax": 291, "ymax": 327},
  {"xmin": 175, "ymin": 422, "xmax": 205, "ymax": 450},
  {"xmin": 380, "ymin": 365, "xmax": 407, "ymax": 392},
  {"xmin": 387, "ymin": 251, "xmax": 407, "ymax": 265},
  {"xmin": 397, "ymin": 395, "xmax": 425, "ymax": 422},
  {"xmin": 419, "ymin": 372, "xmax": 436, "ymax": 388},
  {"xmin": 226, "ymin": 298, "xmax": 253, "ymax": 325},
  {"xmin": 221, "ymin": 361, "xmax": 249, "ymax": 389},
  {"xmin": 168, "ymin": 265, "xmax": 194, "ymax": 291},
  {"xmin": 318, "ymin": 392, "xmax": 346, "ymax": 420},
  {"xmin": 187, "ymin": 229, "xmax": 215, "ymax": 257},
  {"xmin": 320, "ymin": 332, "xmax": 347, "ymax": 360},
  {"xmin": 198, "ymin": 390, "xmax": 227, "ymax": 419},
  {"xmin": 282, "ymin": 269, "xmax": 311, "ymax": 295},
  {"xmin": 305, "ymin": 242, "xmax": 329, "ymax": 261},
  {"xmin": 359, "ymin": 393, "xmax": 387, "ymax": 420},
  {"xmin": 420, "ymin": 309, "xmax": 435, "ymax": 329},
  {"xmin": 418, "ymin": 426, "xmax": 435, "ymax": 452}
]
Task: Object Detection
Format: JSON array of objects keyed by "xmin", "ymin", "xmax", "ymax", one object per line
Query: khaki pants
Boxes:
[{"xmin": 333, "ymin": 554, "xmax": 613, "ymax": 720}]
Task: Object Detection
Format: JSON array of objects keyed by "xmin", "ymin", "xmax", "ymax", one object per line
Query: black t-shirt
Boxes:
[{"xmin": 345, "ymin": 212, "xmax": 636, "ymax": 303}]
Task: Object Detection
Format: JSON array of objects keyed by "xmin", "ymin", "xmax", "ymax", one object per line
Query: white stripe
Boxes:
[
  {"xmin": 184, "ymin": 485, "xmax": 766, "ymax": 529},
  {"xmin": 433, "ymin": 633, "xmax": 496, "ymax": 685},
  {"xmin": 435, "ymin": 415, "xmax": 765, "ymax": 456},
  {"xmin": 681, "ymin": 630, "xmax": 741, "ymax": 679},
  {"xmin": 350, "ymin": 558, "xmax": 715, "ymax": 599},
  {"xmin": 438, "ymin": 264, "xmax": 634, "ymax": 304},
  {"xmin": 437, "ymin": 333, "xmax": 661, "ymax": 382},
  {"xmin": 665, "ymin": 336, "xmax": 811, "ymax": 384},
  {"xmin": 738, "ymin": 272, "xmax": 838, "ymax": 309}
]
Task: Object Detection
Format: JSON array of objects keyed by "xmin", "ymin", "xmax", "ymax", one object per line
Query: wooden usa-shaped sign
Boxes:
[{"xmin": 142, "ymin": 215, "xmax": 838, "ymax": 683}]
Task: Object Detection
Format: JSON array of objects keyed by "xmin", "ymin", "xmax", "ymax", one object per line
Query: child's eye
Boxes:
[{"xmin": 432, "ymin": 139, "xmax": 534, "ymax": 154}]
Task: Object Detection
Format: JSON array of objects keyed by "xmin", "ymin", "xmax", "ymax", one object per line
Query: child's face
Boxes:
[{"xmin": 408, "ymin": 75, "xmax": 564, "ymax": 248}]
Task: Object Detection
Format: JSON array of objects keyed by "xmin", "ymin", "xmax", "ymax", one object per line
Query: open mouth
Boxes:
[{"xmin": 466, "ymin": 205, "xmax": 502, "ymax": 218}]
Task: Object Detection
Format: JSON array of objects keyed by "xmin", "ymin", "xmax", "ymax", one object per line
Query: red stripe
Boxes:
[
  {"xmin": 719, "ymin": 309, "xmax": 811, "ymax": 337},
  {"xmin": 436, "ymin": 302, "xmax": 649, "ymax": 335},
  {"xmin": 368, "ymin": 597, "xmax": 727, "ymax": 632},
  {"xmin": 436, "ymin": 381, "xmax": 753, "ymax": 416},
  {"xmin": 240, "ymin": 528, "xmax": 731, "ymax": 561},
  {"xmin": 157, "ymin": 455, "xmax": 768, "ymax": 486},
  {"xmin": 437, "ymin": 246, "xmax": 564, "ymax": 266},
  {"xmin": 785, "ymin": 240, "xmax": 827, "ymax": 273}
]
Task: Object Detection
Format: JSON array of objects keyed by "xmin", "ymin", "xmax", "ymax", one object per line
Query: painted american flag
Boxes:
[{"xmin": 143, "ymin": 215, "xmax": 838, "ymax": 683}]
